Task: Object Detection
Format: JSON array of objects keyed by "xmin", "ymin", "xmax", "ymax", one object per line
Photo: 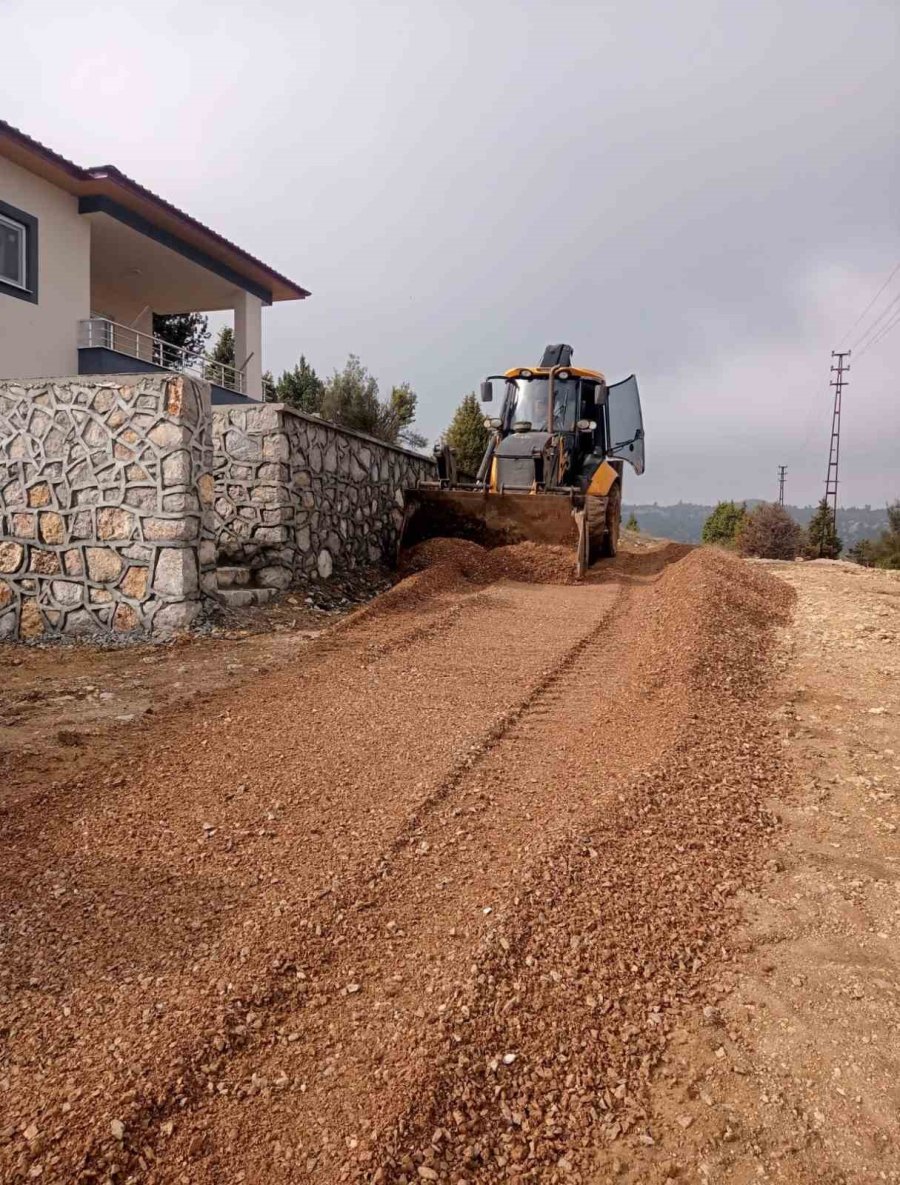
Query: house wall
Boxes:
[
  {"xmin": 0, "ymin": 157, "xmax": 91, "ymax": 378},
  {"xmin": 0, "ymin": 373, "xmax": 215, "ymax": 641},
  {"xmin": 213, "ymin": 404, "xmax": 434, "ymax": 586}
]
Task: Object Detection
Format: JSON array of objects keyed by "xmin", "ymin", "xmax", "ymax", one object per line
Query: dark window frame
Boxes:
[{"xmin": 0, "ymin": 198, "xmax": 38, "ymax": 304}]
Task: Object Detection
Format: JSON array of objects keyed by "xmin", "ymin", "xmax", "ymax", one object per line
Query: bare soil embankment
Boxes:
[{"xmin": 0, "ymin": 540, "xmax": 800, "ymax": 1184}]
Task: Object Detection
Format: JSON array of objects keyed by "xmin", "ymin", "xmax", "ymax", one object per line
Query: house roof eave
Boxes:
[{"xmin": 0, "ymin": 120, "xmax": 310, "ymax": 304}]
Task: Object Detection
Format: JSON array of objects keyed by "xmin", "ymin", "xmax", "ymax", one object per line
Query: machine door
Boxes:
[{"xmin": 606, "ymin": 375, "xmax": 645, "ymax": 475}]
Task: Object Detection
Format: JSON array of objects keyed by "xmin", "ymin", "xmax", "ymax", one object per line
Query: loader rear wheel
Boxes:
[{"xmin": 600, "ymin": 483, "xmax": 621, "ymax": 558}]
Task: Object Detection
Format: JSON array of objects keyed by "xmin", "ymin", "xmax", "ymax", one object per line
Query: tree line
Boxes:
[
  {"xmin": 153, "ymin": 314, "xmax": 424, "ymax": 448},
  {"xmin": 153, "ymin": 314, "xmax": 504, "ymax": 462},
  {"xmin": 700, "ymin": 497, "xmax": 900, "ymax": 569}
]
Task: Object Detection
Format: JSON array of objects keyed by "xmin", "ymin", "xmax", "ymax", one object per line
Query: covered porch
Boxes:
[
  {"xmin": 77, "ymin": 316, "xmax": 272, "ymax": 403},
  {"xmin": 79, "ymin": 201, "xmax": 275, "ymax": 402}
]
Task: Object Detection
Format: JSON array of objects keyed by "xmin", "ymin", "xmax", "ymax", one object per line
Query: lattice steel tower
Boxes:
[{"xmin": 824, "ymin": 351, "xmax": 850, "ymax": 527}]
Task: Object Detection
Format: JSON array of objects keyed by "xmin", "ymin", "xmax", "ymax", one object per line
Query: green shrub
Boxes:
[
  {"xmin": 737, "ymin": 502, "xmax": 805, "ymax": 560},
  {"xmin": 849, "ymin": 500, "xmax": 900, "ymax": 569},
  {"xmin": 701, "ymin": 501, "xmax": 748, "ymax": 547}
]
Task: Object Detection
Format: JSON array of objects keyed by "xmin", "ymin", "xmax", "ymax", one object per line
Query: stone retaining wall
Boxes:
[
  {"xmin": 213, "ymin": 404, "xmax": 434, "ymax": 586},
  {"xmin": 0, "ymin": 374, "xmax": 214, "ymax": 640}
]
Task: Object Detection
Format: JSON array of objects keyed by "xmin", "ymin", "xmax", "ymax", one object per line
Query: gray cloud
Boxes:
[{"xmin": 5, "ymin": 0, "xmax": 898, "ymax": 505}]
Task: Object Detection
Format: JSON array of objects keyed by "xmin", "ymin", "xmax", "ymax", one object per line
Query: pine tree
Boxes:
[
  {"xmin": 206, "ymin": 326, "xmax": 235, "ymax": 368},
  {"xmin": 202, "ymin": 326, "xmax": 237, "ymax": 389},
  {"xmin": 384, "ymin": 383, "xmax": 427, "ymax": 448},
  {"xmin": 274, "ymin": 355, "xmax": 324, "ymax": 414},
  {"xmin": 152, "ymin": 312, "xmax": 210, "ymax": 356},
  {"xmin": 625, "ymin": 512, "xmax": 640, "ymax": 532},
  {"xmin": 805, "ymin": 497, "xmax": 842, "ymax": 559},
  {"xmin": 701, "ymin": 501, "xmax": 747, "ymax": 547},
  {"xmin": 445, "ymin": 393, "xmax": 490, "ymax": 476}
]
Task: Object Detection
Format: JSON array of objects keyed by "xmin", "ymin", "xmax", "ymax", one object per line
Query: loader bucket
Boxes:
[{"xmin": 400, "ymin": 488, "xmax": 590, "ymax": 576}]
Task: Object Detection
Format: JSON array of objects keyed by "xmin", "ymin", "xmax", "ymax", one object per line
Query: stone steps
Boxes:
[
  {"xmin": 216, "ymin": 565, "xmax": 252, "ymax": 589},
  {"xmin": 217, "ymin": 586, "xmax": 278, "ymax": 609},
  {"xmin": 215, "ymin": 563, "xmax": 287, "ymax": 610}
]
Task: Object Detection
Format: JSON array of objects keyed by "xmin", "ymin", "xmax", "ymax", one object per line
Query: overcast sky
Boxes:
[{"xmin": 4, "ymin": 0, "xmax": 898, "ymax": 505}]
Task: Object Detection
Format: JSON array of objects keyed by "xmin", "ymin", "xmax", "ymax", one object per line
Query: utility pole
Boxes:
[
  {"xmin": 824, "ymin": 350, "xmax": 850, "ymax": 532},
  {"xmin": 777, "ymin": 465, "xmax": 787, "ymax": 506}
]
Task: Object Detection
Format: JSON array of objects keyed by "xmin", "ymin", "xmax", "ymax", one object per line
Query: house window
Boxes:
[
  {"xmin": 1, "ymin": 214, "xmax": 26, "ymax": 286},
  {"xmin": 0, "ymin": 200, "xmax": 38, "ymax": 304}
]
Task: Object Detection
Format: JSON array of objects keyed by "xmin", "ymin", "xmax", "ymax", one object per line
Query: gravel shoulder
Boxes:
[
  {"xmin": 616, "ymin": 559, "xmax": 900, "ymax": 1185},
  {"xmin": 0, "ymin": 586, "xmax": 379, "ymax": 814}
]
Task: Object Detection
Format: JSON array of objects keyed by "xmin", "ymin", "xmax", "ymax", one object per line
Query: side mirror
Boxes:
[{"xmin": 480, "ymin": 380, "xmax": 493, "ymax": 403}]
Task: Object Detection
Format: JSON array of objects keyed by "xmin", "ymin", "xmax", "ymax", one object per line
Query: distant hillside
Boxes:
[{"xmin": 622, "ymin": 502, "xmax": 891, "ymax": 549}]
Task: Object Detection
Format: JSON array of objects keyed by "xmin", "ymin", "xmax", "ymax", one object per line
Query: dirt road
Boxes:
[{"xmin": 0, "ymin": 545, "xmax": 895, "ymax": 1184}]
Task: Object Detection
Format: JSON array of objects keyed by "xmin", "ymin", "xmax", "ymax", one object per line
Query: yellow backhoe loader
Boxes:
[{"xmin": 401, "ymin": 344, "xmax": 645, "ymax": 576}]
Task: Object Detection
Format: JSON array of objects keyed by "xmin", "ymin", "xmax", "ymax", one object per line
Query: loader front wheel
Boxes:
[
  {"xmin": 600, "ymin": 483, "xmax": 621, "ymax": 558},
  {"xmin": 584, "ymin": 495, "xmax": 608, "ymax": 568}
]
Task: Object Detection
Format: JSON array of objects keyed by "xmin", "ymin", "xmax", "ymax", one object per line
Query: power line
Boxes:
[
  {"xmin": 856, "ymin": 305, "xmax": 900, "ymax": 359},
  {"xmin": 850, "ymin": 289, "xmax": 900, "ymax": 352},
  {"xmin": 777, "ymin": 465, "xmax": 787, "ymax": 506},
  {"xmin": 840, "ymin": 258, "xmax": 900, "ymax": 345}
]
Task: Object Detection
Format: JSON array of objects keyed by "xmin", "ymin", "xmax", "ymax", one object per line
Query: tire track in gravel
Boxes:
[
  {"xmin": 153, "ymin": 577, "xmax": 698, "ymax": 1184},
  {"xmin": 364, "ymin": 550, "xmax": 794, "ymax": 1185},
  {"xmin": 0, "ymin": 574, "xmax": 623, "ymax": 1184}
]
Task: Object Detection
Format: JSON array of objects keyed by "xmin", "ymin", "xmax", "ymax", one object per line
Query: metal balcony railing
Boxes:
[{"xmin": 78, "ymin": 317, "xmax": 249, "ymax": 395}]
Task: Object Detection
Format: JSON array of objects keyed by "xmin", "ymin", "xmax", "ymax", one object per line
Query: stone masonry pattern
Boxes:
[
  {"xmin": 213, "ymin": 404, "xmax": 434, "ymax": 587},
  {"xmin": 0, "ymin": 374, "xmax": 214, "ymax": 641}
]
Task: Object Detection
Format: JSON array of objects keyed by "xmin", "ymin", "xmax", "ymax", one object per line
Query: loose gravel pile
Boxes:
[
  {"xmin": 403, "ymin": 537, "xmax": 582, "ymax": 585},
  {"xmin": 0, "ymin": 544, "xmax": 793, "ymax": 1184}
]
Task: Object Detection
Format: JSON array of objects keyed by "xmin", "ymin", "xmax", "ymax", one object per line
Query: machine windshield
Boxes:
[{"xmin": 506, "ymin": 377, "xmax": 577, "ymax": 432}]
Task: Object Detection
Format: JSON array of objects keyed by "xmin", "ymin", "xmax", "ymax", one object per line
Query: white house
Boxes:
[{"xmin": 0, "ymin": 120, "xmax": 309, "ymax": 402}]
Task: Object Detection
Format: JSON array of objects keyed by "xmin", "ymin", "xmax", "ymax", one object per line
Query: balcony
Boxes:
[{"xmin": 77, "ymin": 317, "xmax": 271, "ymax": 404}]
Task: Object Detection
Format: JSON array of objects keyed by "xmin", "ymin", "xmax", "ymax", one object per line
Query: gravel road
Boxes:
[{"xmin": 0, "ymin": 542, "xmax": 795, "ymax": 1183}]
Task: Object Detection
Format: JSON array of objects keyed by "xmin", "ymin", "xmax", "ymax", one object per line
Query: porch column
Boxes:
[{"xmin": 233, "ymin": 290, "xmax": 263, "ymax": 399}]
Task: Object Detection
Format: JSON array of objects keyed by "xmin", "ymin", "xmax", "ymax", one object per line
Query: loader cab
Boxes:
[
  {"xmin": 479, "ymin": 359, "xmax": 644, "ymax": 490},
  {"xmin": 499, "ymin": 367, "xmax": 604, "ymax": 437},
  {"xmin": 502, "ymin": 374, "xmax": 576, "ymax": 433}
]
